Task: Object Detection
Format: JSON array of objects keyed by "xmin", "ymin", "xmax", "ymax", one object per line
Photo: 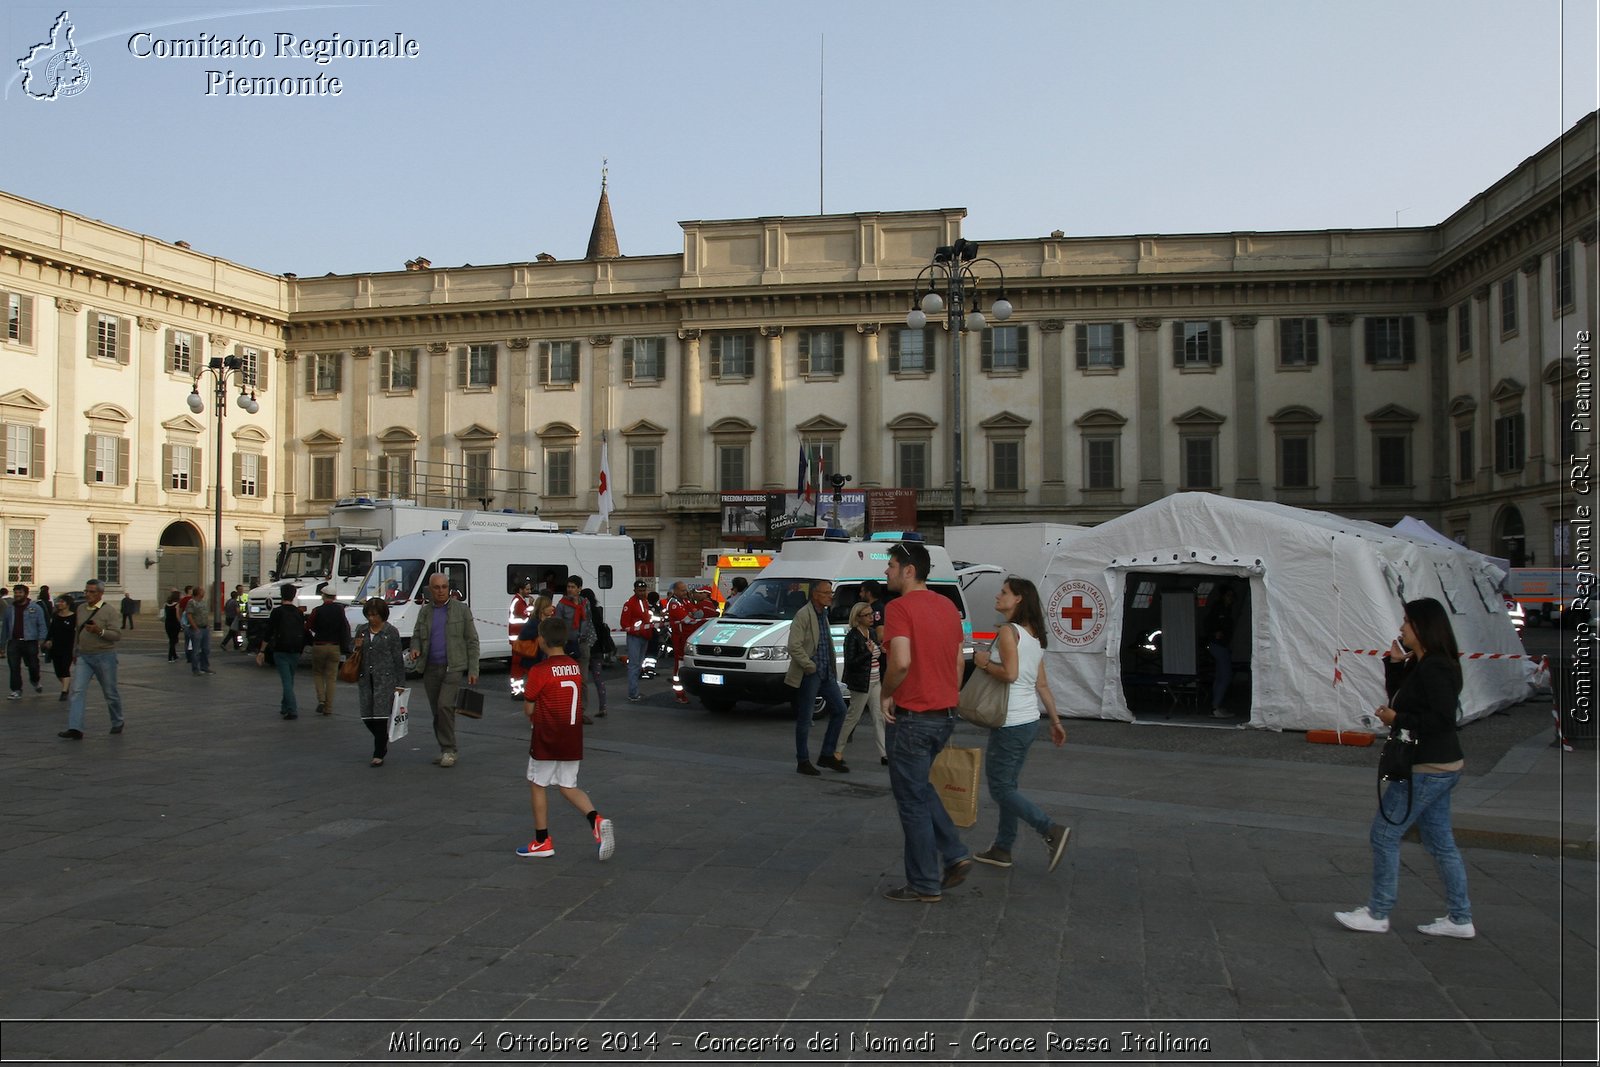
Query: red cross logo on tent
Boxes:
[{"xmin": 1047, "ymin": 578, "xmax": 1107, "ymax": 647}]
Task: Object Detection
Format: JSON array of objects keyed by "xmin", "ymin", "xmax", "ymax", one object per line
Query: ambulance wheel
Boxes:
[{"xmin": 701, "ymin": 695, "xmax": 737, "ymax": 713}]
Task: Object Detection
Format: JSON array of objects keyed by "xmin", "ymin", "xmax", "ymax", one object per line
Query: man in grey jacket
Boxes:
[
  {"xmin": 784, "ymin": 580, "xmax": 850, "ymax": 776},
  {"xmin": 59, "ymin": 579, "xmax": 123, "ymax": 739},
  {"xmin": 409, "ymin": 573, "xmax": 479, "ymax": 768}
]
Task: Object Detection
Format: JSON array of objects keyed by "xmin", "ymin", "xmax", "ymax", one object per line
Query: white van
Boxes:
[
  {"xmin": 680, "ymin": 529, "xmax": 987, "ymax": 713},
  {"xmin": 347, "ymin": 527, "xmax": 634, "ymax": 668}
]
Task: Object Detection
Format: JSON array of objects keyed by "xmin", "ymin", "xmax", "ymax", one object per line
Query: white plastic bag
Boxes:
[{"xmin": 388, "ymin": 687, "xmax": 410, "ymax": 742}]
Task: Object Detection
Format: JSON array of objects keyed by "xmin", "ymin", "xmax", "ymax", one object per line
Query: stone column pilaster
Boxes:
[
  {"xmin": 1038, "ymin": 319, "xmax": 1067, "ymax": 505},
  {"xmin": 589, "ymin": 335, "xmax": 613, "ymax": 510},
  {"xmin": 1327, "ymin": 312, "xmax": 1357, "ymax": 503},
  {"xmin": 53, "ymin": 298, "xmax": 81, "ymax": 497},
  {"xmin": 1521, "ymin": 258, "xmax": 1546, "ymax": 476},
  {"xmin": 1229, "ymin": 315, "xmax": 1261, "ymax": 499},
  {"xmin": 855, "ymin": 323, "xmax": 882, "ymax": 487},
  {"xmin": 677, "ymin": 330, "xmax": 703, "ymax": 491},
  {"xmin": 506, "ymin": 338, "xmax": 531, "ymax": 479},
  {"xmin": 135, "ymin": 316, "xmax": 162, "ymax": 505},
  {"xmin": 426, "ymin": 342, "xmax": 449, "ymax": 475},
  {"xmin": 350, "ymin": 346, "xmax": 372, "ymax": 479},
  {"xmin": 279, "ymin": 350, "xmax": 299, "ymax": 511},
  {"xmin": 1134, "ymin": 317, "xmax": 1164, "ymax": 503},
  {"xmin": 760, "ymin": 325, "xmax": 785, "ymax": 489}
]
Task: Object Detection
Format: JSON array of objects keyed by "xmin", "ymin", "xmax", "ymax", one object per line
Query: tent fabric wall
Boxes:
[{"xmin": 1037, "ymin": 494, "xmax": 1533, "ymax": 732}]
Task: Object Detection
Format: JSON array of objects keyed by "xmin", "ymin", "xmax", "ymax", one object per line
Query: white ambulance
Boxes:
[
  {"xmin": 680, "ymin": 529, "xmax": 991, "ymax": 713},
  {"xmin": 347, "ymin": 525, "xmax": 634, "ymax": 670}
]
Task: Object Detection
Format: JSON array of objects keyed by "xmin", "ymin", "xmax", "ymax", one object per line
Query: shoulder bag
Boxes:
[
  {"xmin": 957, "ymin": 627, "xmax": 1011, "ymax": 729},
  {"xmin": 338, "ymin": 631, "xmax": 364, "ymax": 684},
  {"xmin": 1376, "ymin": 727, "xmax": 1417, "ymax": 824}
]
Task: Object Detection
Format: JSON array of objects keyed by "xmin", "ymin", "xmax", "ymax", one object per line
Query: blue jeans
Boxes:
[
  {"xmin": 626, "ymin": 634, "xmax": 648, "ymax": 698},
  {"xmin": 1367, "ymin": 771, "xmax": 1472, "ymax": 924},
  {"xmin": 190, "ymin": 628, "xmax": 211, "ymax": 673},
  {"xmin": 1209, "ymin": 640, "xmax": 1232, "ymax": 707},
  {"xmin": 275, "ymin": 655, "xmax": 299, "ymax": 715},
  {"xmin": 68, "ymin": 652, "xmax": 123, "ymax": 731},
  {"xmin": 886, "ymin": 711, "xmax": 969, "ymax": 895},
  {"xmin": 793, "ymin": 670, "xmax": 847, "ymax": 763},
  {"xmin": 986, "ymin": 718, "xmax": 1052, "ymax": 850}
]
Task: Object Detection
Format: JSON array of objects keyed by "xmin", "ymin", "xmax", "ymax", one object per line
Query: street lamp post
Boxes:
[
  {"xmin": 187, "ymin": 356, "xmax": 259, "ymax": 631},
  {"xmin": 905, "ymin": 238, "xmax": 1012, "ymax": 526}
]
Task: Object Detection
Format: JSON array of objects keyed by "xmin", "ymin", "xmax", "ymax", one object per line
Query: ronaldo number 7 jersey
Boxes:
[{"xmin": 524, "ymin": 655, "xmax": 585, "ymax": 761}]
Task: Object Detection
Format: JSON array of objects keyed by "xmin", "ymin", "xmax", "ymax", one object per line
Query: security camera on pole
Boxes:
[
  {"xmin": 828, "ymin": 472, "xmax": 851, "ymax": 529},
  {"xmin": 904, "ymin": 238, "xmax": 1013, "ymax": 526}
]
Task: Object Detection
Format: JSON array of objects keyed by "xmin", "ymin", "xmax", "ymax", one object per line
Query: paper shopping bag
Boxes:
[
  {"xmin": 930, "ymin": 744, "xmax": 981, "ymax": 828},
  {"xmin": 388, "ymin": 687, "xmax": 411, "ymax": 743}
]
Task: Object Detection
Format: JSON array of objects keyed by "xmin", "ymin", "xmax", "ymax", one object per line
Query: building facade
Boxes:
[{"xmin": 3, "ymin": 115, "xmax": 1594, "ymax": 594}]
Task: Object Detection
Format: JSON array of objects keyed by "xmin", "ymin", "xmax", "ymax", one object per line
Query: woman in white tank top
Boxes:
[{"xmin": 969, "ymin": 577, "xmax": 1071, "ymax": 873}]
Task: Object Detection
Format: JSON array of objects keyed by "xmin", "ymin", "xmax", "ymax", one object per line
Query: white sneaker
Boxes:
[
  {"xmin": 1417, "ymin": 916, "xmax": 1475, "ymax": 939},
  {"xmin": 437, "ymin": 752, "xmax": 457, "ymax": 768},
  {"xmin": 1334, "ymin": 906, "xmax": 1390, "ymax": 933}
]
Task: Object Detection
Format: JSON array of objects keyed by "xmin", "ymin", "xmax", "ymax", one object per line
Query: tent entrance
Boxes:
[{"xmin": 1117, "ymin": 570, "xmax": 1253, "ymax": 725}]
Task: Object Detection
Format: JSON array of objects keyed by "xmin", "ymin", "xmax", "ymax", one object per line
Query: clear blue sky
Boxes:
[{"xmin": 2, "ymin": 0, "xmax": 1595, "ymax": 277}]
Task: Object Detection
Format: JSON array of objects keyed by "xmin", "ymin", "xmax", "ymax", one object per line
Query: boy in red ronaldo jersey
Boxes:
[{"xmin": 516, "ymin": 617, "xmax": 616, "ymax": 861}]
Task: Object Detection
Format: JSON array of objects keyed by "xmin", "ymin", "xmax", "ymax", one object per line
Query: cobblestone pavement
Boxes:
[{"xmin": 2, "ymin": 624, "xmax": 1595, "ymax": 1065}]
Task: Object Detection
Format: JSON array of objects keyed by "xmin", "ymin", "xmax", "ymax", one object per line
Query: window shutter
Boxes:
[
  {"xmin": 233, "ymin": 452, "xmax": 242, "ymax": 495},
  {"xmin": 925, "ymin": 327, "xmax": 936, "ymax": 372},
  {"xmin": 31, "ymin": 427, "xmax": 43, "ymax": 480},
  {"xmin": 887, "ymin": 328, "xmax": 901, "ymax": 373},
  {"xmin": 192, "ymin": 332, "xmax": 204, "ymax": 366},
  {"xmin": 1017, "ymin": 327, "xmax": 1030, "ymax": 371},
  {"xmin": 1209, "ymin": 320, "xmax": 1222, "ymax": 366},
  {"xmin": 1113, "ymin": 323, "xmax": 1126, "ymax": 368},
  {"xmin": 333, "ymin": 353, "xmax": 344, "ymax": 392},
  {"xmin": 980, "ymin": 329, "xmax": 993, "ymax": 372},
  {"xmin": 1173, "ymin": 322, "xmax": 1185, "ymax": 367},
  {"xmin": 488, "ymin": 347, "xmax": 499, "ymax": 387},
  {"xmin": 709, "ymin": 335, "xmax": 722, "ymax": 379},
  {"xmin": 797, "ymin": 331, "xmax": 811, "ymax": 375},
  {"xmin": 622, "ymin": 338, "xmax": 635, "ymax": 381},
  {"xmin": 17, "ymin": 294, "xmax": 33, "ymax": 345},
  {"xmin": 84, "ymin": 435, "xmax": 95, "ymax": 484},
  {"xmin": 85, "ymin": 309, "xmax": 98, "ymax": 361},
  {"xmin": 569, "ymin": 345, "xmax": 580, "ymax": 384},
  {"xmin": 162, "ymin": 443, "xmax": 173, "ymax": 486},
  {"xmin": 1304, "ymin": 321, "xmax": 1319, "ymax": 366},
  {"xmin": 0, "ymin": 424, "xmax": 8, "ymax": 473},
  {"xmin": 259, "ymin": 456, "xmax": 269, "ymax": 500},
  {"xmin": 256, "ymin": 348, "xmax": 268, "ymax": 391},
  {"xmin": 832, "ymin": 329, "xmax": 845, "ymax": 373},
  {"xmin": 1402, "ymin": 317, "xmax": 1416, "ymax": 363},
  {"xmin": 116, "ymin": 437, "xmax": 130, "ymax": 486},
  {"xmin": 1363, "ymin": 319, "xmax": 1377, "ymax": 364},
  {"xmin": 378, "ymin": 348, "xmax": 391, "ymax": 388},
  {"xmin": 117, "ymin": 318, "xmax": 131, "ymax": 364},
  {"xmin": 305, "ymin": 355, "xmax": 317, "ymax": 393},
  {"xmin": 456, "ymin": 348, "xmax": 468, "ymax": 389},
  {"xmin": 536, "ymin": 342, "xmax": 548, "ymax": 384},
  {"xmin": 193, "ymin": 449, "xmax": 202, "ymax": 492},
  {"xmin": 1075, "ymin": 325, "xmax": 1088, "ymax": 369},
  {"xmin": 164, "ymin": 329, "xmax": 177, "ymax": 372}
]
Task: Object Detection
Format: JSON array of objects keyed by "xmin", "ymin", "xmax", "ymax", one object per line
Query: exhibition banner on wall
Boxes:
[{"xmin": 719, "ymin": 490, "xmax": 917, "ymax": 544}]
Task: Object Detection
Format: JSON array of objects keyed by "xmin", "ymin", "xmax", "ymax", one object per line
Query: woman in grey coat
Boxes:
[{"xmin": 353, "ymin": 597, "xmax": 408, "ymax": 766}]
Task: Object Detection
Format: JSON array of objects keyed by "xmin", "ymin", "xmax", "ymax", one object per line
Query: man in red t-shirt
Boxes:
[
  {"xmin": 880, "ymin": 540, "xmax": 971, "ymax": 903},
  {"xmin": 516, "ymin": 617, "xmax": 615, "ymax": 862}
]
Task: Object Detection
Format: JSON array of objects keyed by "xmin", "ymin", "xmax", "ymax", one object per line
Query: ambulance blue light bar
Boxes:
[
  {"xmin": 786, "ymin": 527, "xmax": 852, "ymax": 541},
  {"xmin": 867, "ymin": 531, "xmax": 924, "ymax": 542}
]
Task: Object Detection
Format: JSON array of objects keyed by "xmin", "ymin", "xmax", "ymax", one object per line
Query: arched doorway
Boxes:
[
  {"xmin": 1493, "ymin": 505, "xmax": 1527, "ymax": 568},
  {"xmin": 157, "ymin": 521, "xmax": 204, "ymax": 601}
]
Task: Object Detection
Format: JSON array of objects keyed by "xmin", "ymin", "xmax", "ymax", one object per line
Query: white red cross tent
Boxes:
[{"xmin": 1029, "ymin": 493, "xmax": 1533, "ymax": 731}]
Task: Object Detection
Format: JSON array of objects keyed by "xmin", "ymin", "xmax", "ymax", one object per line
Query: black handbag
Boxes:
[{"xmin": 1376, "ymin": 728, "xmax": 1417, "ymax": 824}]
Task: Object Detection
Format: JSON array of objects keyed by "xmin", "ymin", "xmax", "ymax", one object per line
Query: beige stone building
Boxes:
[{"xmin": 2, "ymin": 115, "xmax": 1594, "ymax": 596}]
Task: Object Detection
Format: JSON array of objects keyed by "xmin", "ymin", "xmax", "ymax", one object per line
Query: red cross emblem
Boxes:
[
  {"xmin": 1059, "ymin": 596, "xmax": 1096, "ymax": 631},
  {"xmin": 1047, "ymin": 579, "xmax": 1106, "ymax": 647}
]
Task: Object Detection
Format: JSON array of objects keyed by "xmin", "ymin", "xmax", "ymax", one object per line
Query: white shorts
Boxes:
[{"xmin": 527, "ymin": 758, "xmax": 580, "ymax": 788}]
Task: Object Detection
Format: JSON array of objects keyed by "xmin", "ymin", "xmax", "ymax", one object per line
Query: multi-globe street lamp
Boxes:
[
  {"xmin": 905, "ymin": 238, "xmax": 1012, "ymax": 525},
  {"xmin": 186, "ymin": 355, "xmax": 259, "ymax": 630}
]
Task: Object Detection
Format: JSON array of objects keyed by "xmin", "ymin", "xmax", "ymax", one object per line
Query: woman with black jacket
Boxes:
[
  {"xmin": 162, "ymin": 589, "xmax": 183, "ymax": 661},
  {"xmin": 1336, "ymin": 597, "xmax": 1474, "ymax": 939}
]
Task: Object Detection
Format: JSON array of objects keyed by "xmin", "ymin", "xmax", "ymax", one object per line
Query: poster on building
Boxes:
[
  {"xmin": 867, "ymin": 488, "xmax": 918, "ymax": 532},
  {"xmin": 723, "ymin": 490, "xmax": 915, "ymax": 544},
  {"xmin": 720, "ymin": 493, "xmax": 776, "ymax": 541}
]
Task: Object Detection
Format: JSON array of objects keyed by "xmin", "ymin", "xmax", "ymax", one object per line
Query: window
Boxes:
[
  {"xmin": 464, "ymin": 449, "xmax": 493, "ymax": 499},
  {"xmin": 544, "ymin": 447, "xmax": 573, "ymax": 497},
  {"xmin": 1075, "ymin": 323, "xmax": 1124, "ymax": 370},
  {"xmin": 242, "ymin": 539, "xmax": 262, "ymax": 588},
  {"xmin": 798, "ymin": 329, "xmax": 845, "ymax": 376},
  {"xmin": 461, "ymin": 344, "xmax": 498, "ymax": 389},
  {"xmin": 1181, "ymin": 436, "xmax": 1216, "ymax": 490},
  {"xmin": 716, "ymin": 445, "xmax": 746, "ymax": 491},
  {"xmin": 96, "ymin": 533, "xmax": 121, "ymax": 586},
  {"xmin": 377, "ymin": 451, "xmax": 411, "ymax": 497},
  {"xmin": 623, "ymin": 337, "xmax": 665, "ymax": 382},
  {"xmin": 237, "ymin": 452, "xmax": 263, "ymax": 498},
  {"xmin": 381, "ymin": 348, "xmax": 418, "ymax": 391},
  {"xmin": 91, "ymin": 312, "xmax": 126, "ymax": 362},
  {"xmin": 85, "ymin": 433, "xmax": 128, "ymax": 486},
  {"xmin": 1278, "ymin": 436, "xmax": 1312, "ymax": 489},
  {"xmin": 1457, "ymin": 426, "xmax": 1474, "ymax": 482},
  {"xmin": 1494, "ymin": 413, "xmax": 1526, "ymax": 474},
  {"xmin": 897, "ymin": 441, "xmax": 928, "ymax": 489},
  {"xmin": 1561, "ymin": 398, "xmax": 1579, "ymax": 463},
  {"xmin": 166, "ymin": 443, "xmax": 197, "ymax": 492},
  {"xmin": 1172, "ymin": 320, "xmax": 1223, "ymax": 368},
  {"xmin": 1084, "ymin": 438, "xmax": 1119, "ymax": 490},
  {"xmin": 1277, "ymin": 318, "xmax": 1319, "ymax": 367},
  {"xmin": 166, "ymin": 330, "xmax": 198, "ymax": 375},
  {"xmin": 236, "ymin": 346, "xmax": 265, "ymax": 389},
  {"xmin": 991, "ymin": 440, "xmax": 1022, "ymax": 491},
  {"xmin": 1375, "ymin": 435, "xmax": 1410, "ymax": 487},
  {"xmin": 1500, "ymin": 277, "xmax": 1518, "ymax": 335},
  {"xmin": 709, "ymin": 333, "xmax": 755, "ymax": 379},
  {"xmin": 307, "ymin": 352, "xmax": 343, "ymax": 395},
  {"xmin": 1364, "ymin": 317, "xmax": 1416, "ymax": 365},
  {"xmin": 981, "ymin": 325, "xmax": 1029, "ymax": 372},
  {"xmin": 630, "ymin": 445, "xmax": 658, "ymax": 495},
  {"xmin": 1554, "ymin": 245, "xmax": 1574, "ymax": 313},
  {"xmin": 3, "ymin": 290, "xmax": 33, "ymax": 345},
  {"xmin": 3, "ymin": 423, "xmax": 43, "ymax": 479},
  {"xmin": 310, "ymin": 455, "xmax": 336, "ymax": 500},
  {"xmin": 889, "ymin": 327, "xmax": 935, "ymax": 374},
  {"xmin": 538, "ymin": 341, "xmax": 579, "ymax": 386},
  {"xmin": 1456, "ymin": 300, "xmax": 1472, "ymax": 354},
  {"xmin": 7, "ymin": 529, "xmax": 35, "ymax": 584}
]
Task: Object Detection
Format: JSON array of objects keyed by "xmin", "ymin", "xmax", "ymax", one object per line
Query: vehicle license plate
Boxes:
[{"xmin": 702, "ymin": 673, "xmax": 724, "ymax": 686}]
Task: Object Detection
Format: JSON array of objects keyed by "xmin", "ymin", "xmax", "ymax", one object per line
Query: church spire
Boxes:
[{"xmin": 585, "ymin": 160, "xmax": 620, "ymax": 260}]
